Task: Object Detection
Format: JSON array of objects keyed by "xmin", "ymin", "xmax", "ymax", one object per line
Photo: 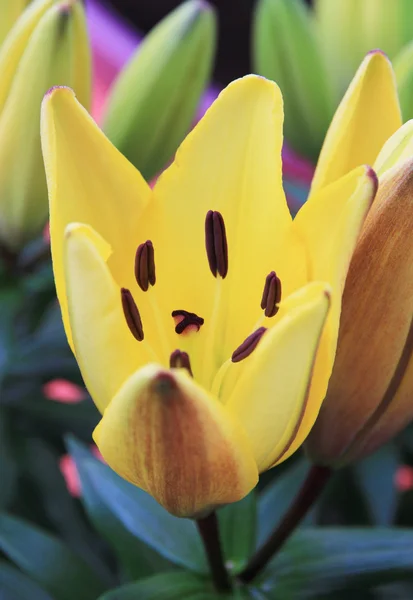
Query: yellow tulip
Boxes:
[
  {"xmin": 306, "ymin": 56, "xmax": 413, "ymax": 466},
  {"xmin": 41, "ymin": 71, "xmax": 378, "ymax": 517}
]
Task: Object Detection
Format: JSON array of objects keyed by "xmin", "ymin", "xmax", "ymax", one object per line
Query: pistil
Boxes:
[
  {"xmin": 172, "ymin": 310, "xmax": 204, "ymax": 335},
  {"xmin": 170, "ymin": 350, "xmax": 193, "ymax": 377}
]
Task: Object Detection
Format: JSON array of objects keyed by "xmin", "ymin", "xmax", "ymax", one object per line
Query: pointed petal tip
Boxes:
[
  {"xmin": 365, "ymin": 165, "xmax": 379, "ymax": 194},
  {"xmin": 43, "ymin": 85, "xmax": 75, "ymax": 106}
]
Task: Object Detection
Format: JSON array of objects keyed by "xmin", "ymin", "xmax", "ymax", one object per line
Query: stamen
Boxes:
[
  {"xmin": 169, "ymin": 350, "xmax": 193, "ymax": 377},
  {"xmin": 232, "ymin": 327, "xmax": 267, "ymax": 363},
  {"xmin": 205, "ymin": 210, "xmax": 228, "ymax": 278},
  {"xmin": 172, "ymin": 310, "xmax": 204, "ymax": 335},
  {"xmin": 135, "ymin": 240, "xmax": 156, "ymax": 291},
  {"xmin": 121, "ymin": 288, "xmax": 144, "ymax": 341},
  {"xmin": 261, "ymin": 271, "xmax": 282, "ymax": 318}
]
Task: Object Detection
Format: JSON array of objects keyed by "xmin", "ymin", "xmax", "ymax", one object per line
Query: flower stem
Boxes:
[
  {"xmin": 196, "ymin": 511, "xmax": 232, "ymax": 593},
  {"xmin": 238, "ymin": 464, "xmax": 332, "ymax": 583}
]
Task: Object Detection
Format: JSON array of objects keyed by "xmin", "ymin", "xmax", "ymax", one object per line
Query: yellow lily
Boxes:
[{"xmin": 42, "ymin": 70, "xmax": 377, "ymax": 517}]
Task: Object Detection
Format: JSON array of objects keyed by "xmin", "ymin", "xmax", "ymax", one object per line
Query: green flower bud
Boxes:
[
  {"xmin": 102, "ymin": 0, "xmax": 216, "ymax": 182},
  {"xmin": 0, "ymin": 0, "xmax": 90, "ymax": 251}
]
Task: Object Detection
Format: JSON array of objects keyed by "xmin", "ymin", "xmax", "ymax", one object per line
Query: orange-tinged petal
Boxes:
[
  {"xmin": 311, "ymin": 51, "xmax": 401, "ymax": 194},
  {"xmin": 306, "ymin": 159, "xmax": 413, "ymax": 464},
  {"xmin": 64, "ymin": 223, "xmax": 154, "ymax": 413},
  {"xmin": 93, "ymin": 364, "xmax": 259, "ymax": 517},
  {"xmin": 41, "ymin": 86, "xmax": 152, "ymax": 349}
]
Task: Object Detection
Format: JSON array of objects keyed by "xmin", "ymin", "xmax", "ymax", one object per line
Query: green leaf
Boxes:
[
  {"xmin": 103, "ymin": 0, "xmax": 216, "ymax": 180},
  {"xmin": 255, "ymin": 528, "xmax": 413, "ymax": 598},
  {"xmin": 355, "ymin": 443, "xmax": 399, "ymax": 526},
  {"xmin": 0, "ymin": 513, "xmax": 107, "ymax": 600},
  {"xmin": 21, "ymin": 437, "xmax": 113, "ymax": 586},
  {"xmin": 0, "ymin": 285, "xmax": 22, "ymax": 386},
  {"xmin": 218, "ymin": 493, "xmax": 256, "ymax": 571},
  {"xmin": 77, "ymin": 451, "xmax": 207, "ymax": 574},
  {"xmin": 0, "ymin": 408, "xmax": 17, "ymax": 509},
  {"xmin": 0, "ymin": 560, "xmax": 54, "ymax": 600},
  {"xmin": 98, "ymin": 572, "xmax": 218, "ymax": 600},
  {"xmin": 68, "ymin": 437, "xmax": 171, "ymax": 580},
  {"xmin": 257, "ymin": 459, "xmax": 314, "ymax": 547}
]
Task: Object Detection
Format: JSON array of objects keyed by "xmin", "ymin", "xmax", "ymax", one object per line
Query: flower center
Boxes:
[{"xmin": 120, "ymin": 211, "xmax": 282, "ymax": 387}]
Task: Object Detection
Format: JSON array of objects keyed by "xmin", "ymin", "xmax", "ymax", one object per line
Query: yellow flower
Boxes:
[{"xmin": 42, "ymin": 66, "xmax": 379, "ymax": 516}]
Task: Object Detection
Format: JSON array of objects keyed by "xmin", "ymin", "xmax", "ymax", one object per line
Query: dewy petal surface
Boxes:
[
  {"xmin": 138, "ymin": 75, "xmax": 293, "ymax": 378},
  {"xmin": 311, "ymin": 51, "xmax": 402, "ymax": 193},
  {"xmin": 93, "ymin": 364, "xmax": 259, "ymax": 517},
  {"xmin": 64, "ymin": 223, "xmax": 154, "ymax": 413},
  {"xmin": 41, "ymin": 86, "xmax": 152, "ymax": 349},
  {"xmin": 226, "ymin": 282, "xmax": 330, "ymax": 472}
]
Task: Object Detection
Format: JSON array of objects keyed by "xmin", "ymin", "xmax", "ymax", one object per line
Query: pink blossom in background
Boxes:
[
  {"xmin": 60, "ymin": 448, "xmax": 104, "ymax": 497},
  {"xmin": 395, "ymin": 466, "xmax": 413, "ymax": 492},
  {"xmin": 43, "ymin": 379, "xmax": 86, "ymax": 403}
]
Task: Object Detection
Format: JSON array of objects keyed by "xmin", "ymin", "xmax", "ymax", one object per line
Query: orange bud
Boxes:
[
  {"xmin": 93, "ymin": 364, "xmax": 258, "ymax": 517},
  {"xmin": 306, "ymin": 158, "xmax": 413, "ymax": 465}
]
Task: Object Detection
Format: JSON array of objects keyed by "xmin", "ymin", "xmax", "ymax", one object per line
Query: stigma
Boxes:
[{"xmin": 172, "ymin": 310, "xmax": 204, "ymax": 335}]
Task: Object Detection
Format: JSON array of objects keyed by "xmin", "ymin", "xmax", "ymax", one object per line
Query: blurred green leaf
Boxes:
[
  {"xmin": 315, "ymin": 467, "xmax": 369, "ymax": 526},
  {"xmin": 0, "ymin": 286, "xmax": 22, "ymax": 386},
  {"xmin": 257, "ymin": 459, "xmax": 314, "ymax": 547},
  {"xmin": 103, "ymin": 0, "xmax": 216, "ymax": 180},
  {"xmin": 395, "ymin": 40, "xmax": 413, "ymax": 121},
  {"xmin": 254, "ymin": 528, "xmax": 413, "ymax": 598},
  {"xmin": 21, "ymin": 437, "xmax": 113, "ymax": 586},
  {"xmin": 76, "ymin": 453, "xmax": 207, "ymax": 574},
  {"xmin": 253, "ymin": 0, "xmax": 333, "ymax": 159},
  {"xmin": 218, "ymin": 493, "xmax": 256, "ymax": 571},
  {"xmin": 98, "ymin": 572, "xmax": 218, "ymax": 600},
  {"xmin": 0, "ymin": 513, "xmax": 107, "ymax": 600},
  {"xmin": 355, "ymin": 443, "xmax": 399, "ymax": 526},
  {"xmin": 68, "ymin": 437, "xmax": 171, "ymax": 580},
  {"xmin": 0, "ymin": 408, "xmax": 17, "ymax": 509},
  {"xmin": 0, "ymin": 560, "xmax": 54, "ymax": 600}
]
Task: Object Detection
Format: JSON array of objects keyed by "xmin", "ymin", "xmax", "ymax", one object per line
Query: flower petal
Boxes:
[
  {"xmin": 280, "ymin": 165, "xmax": 377, "ymax": 462},
  {"xmin": 64, "ymin": 223, "xmax": 154, "ymax": 413},
  {"xmin": 226, "ymin": 282, "xmax": 330, "ymax": 472},
  {"xmin": 93, "ymin": 364, "xmax": 259, "ymax": 517},
  {"xmin": 374, "ymin": 120, "xmax": 413, "ymax": 178},
  {"xmin": 306, "ymin": 160, "xmax": 413, "ymax": 464},
  {"xmin": 311, "ymin": 51, "xmax": 401, "ymax": 193},
  {"xmin": 41, "ymin": 86, "xmax": 152, "ymax": 348}
]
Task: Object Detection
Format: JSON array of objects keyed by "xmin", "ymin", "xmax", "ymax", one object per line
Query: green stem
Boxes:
[
  {"xmin": 238, "ymin": 465, "xmax": 332, "ymax": 584},
  {"xmin": 196, "ymin": 511, "xmax": 232, "ymax": 593}
]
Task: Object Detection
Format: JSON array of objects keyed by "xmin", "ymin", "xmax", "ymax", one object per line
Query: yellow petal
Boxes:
[
  {"xmin": 374, "ymin": 120, "xmax": 413, "ymax": 178},
  {"xmin": 41, "ymin": 86, "xmax": 152, "ymax": 348},
  {"xmin": 139, "ymin": 75, "xmax": 292, "ymax": 384},
  {"xmin": 0, "ymin": 0, "xmax": 30, "ymax": 46},
  {"xmin": 64, "ymin": 223, "xmax": 154, "ymax": 413},
  {"xmin": 306, "ymin": 160, "xmax": 413, "ymax": 464},
  {"xmin": 311, "ymin": 51, "xmax": 402, "ymax": 194},
  {"xmin": 281, "ymin": 166, "xmax": 377, "ymax": 462},
  {"xmin": 0, "ymin": 0, "xmax": 55, "ymax": 113},
  {"xmin": 226, "ymin": 282, "xmax": 330, "ymax": 472},
  {"xmin": 93, "ymin": 364, "xmax": 259, "ymax": 517}
]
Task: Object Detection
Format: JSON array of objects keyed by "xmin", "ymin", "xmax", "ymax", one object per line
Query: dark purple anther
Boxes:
[
  {"xmin": 169, "ymin": 350, "xmax": 193, "ymax": 377},
  {"xmin": 261, "ymin": 271, "xmax": 282, "ymax": 318},
  {"xmin": 205, "ymin": 210, "xmax": 228, "ymax": 278},
  {"xmin": 121, "ymin": 288, "xmax": 144, "ymax": 341},
  {"xmin": 232, "ymin": 327, "xmax": 267, "ymax": 363},
  {"xmin": 135, "ymin": 240, "xmax": 156, "ymax": 292}
]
